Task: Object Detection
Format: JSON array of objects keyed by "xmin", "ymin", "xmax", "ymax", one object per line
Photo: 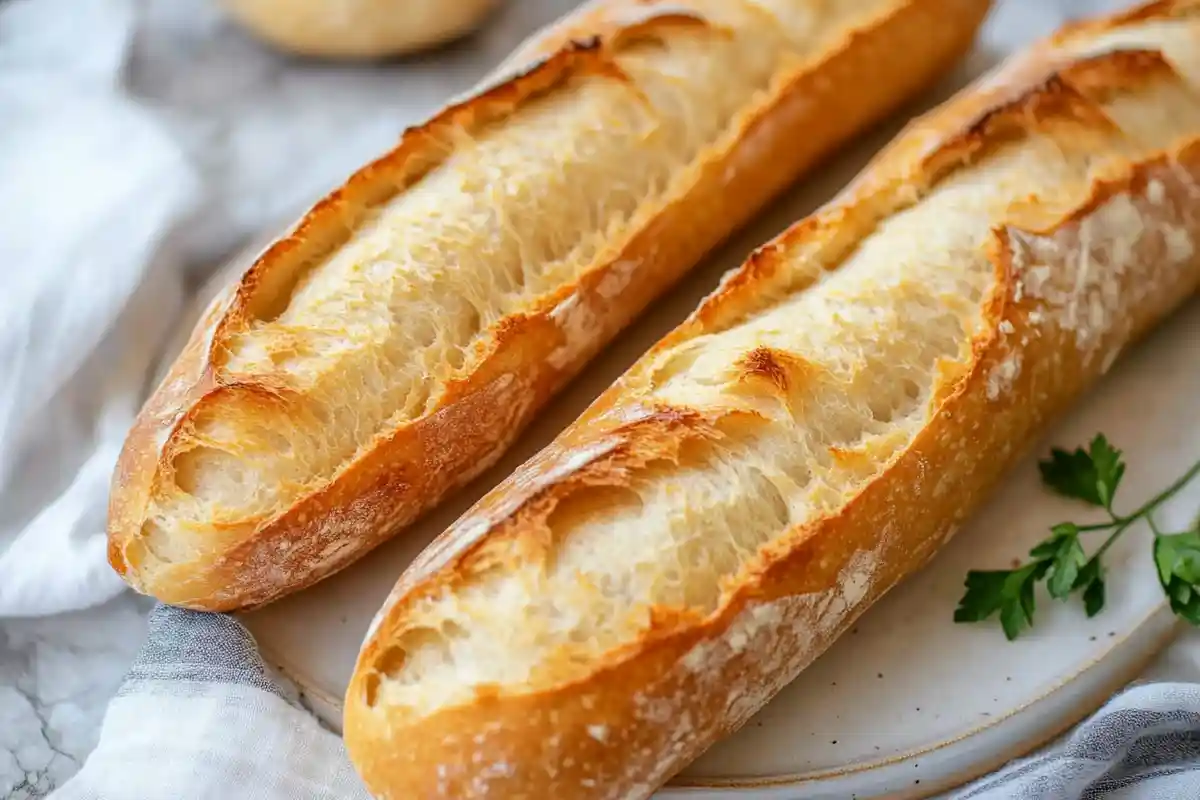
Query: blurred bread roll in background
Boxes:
[{"xmin": 221, "ymin": 0, "xmax": 500, "ymax": 59}]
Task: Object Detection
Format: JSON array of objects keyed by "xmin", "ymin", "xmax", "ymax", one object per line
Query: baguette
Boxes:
[
  {"xmin": 107, "ymin": 0, "xmax": 992, "ymax": 610},
  {"xmin": 344, "ymin": 2, "xmax": 1200, "ymax": 797}
]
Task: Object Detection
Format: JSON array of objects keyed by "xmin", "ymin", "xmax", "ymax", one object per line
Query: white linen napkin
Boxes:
[{"xmin": 0, "ymin": 0, "xmax": 197, "ymax": 617}]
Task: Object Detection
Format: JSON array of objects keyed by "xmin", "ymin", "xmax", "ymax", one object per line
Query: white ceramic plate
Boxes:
[
  {"xmin": 238, "ymin": 133, "xmax": 1200, "ymax": 798},
  {"xmin": 229, "ymin": 24, "xmax": 1200, "ymax": 793}
]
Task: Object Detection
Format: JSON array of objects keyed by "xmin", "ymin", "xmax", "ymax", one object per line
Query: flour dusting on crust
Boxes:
[
  {"xmin": 987, "ymin": 353, "xmax": 1022, "ymax": 401},
  {"xmin": 1010, "ymin": 178, "xmax": 1196, "ymax": 374},
  {"xmin": 633, "ymin": 545, "xmax": 883, "ymax": 782}
]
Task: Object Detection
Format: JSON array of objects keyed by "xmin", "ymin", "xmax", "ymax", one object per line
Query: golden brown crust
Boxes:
[
  {"xmin": 346, "ymin": 4, "xmax": 1200, "ymax": 798},
  {"xmin": 109, "ymin": 0, "xmax": 992, "ymax": 610}
]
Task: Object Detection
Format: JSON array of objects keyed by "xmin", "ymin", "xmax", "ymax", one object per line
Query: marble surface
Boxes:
[{"xmin": 0, "ymin": 594, "xmax": 150, "ymax": 798}]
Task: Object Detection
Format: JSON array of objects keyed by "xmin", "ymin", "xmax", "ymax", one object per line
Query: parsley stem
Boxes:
[
  {"xmin": 1094, "ymin": 517, "xmax": 1133, "ymax": 560},
  {"xmin": 1128, "ymin": 458, "xmax": 1200, "ymax": 520},
  {"xmin": 1092, "ymin": 459, "xmax": 1200, "ymax": 559},
  {"xmin": 1075, "ymin": 520, "xmax": 1120, "ymax": 532}
]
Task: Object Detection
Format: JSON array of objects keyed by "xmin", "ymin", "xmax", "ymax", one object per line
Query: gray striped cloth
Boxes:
[{"xmin": 51, "ymin": 604, "xmax": 1200, "ymax": 799}]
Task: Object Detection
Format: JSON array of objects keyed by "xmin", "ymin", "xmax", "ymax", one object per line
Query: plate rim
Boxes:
[
  {"xmin": 666, "ymin": 608, "xmax": 1179, "ymax": 795},
  {"xmin": 251, "ymin": 600, "xmax": 1179, "ymax": 796}
]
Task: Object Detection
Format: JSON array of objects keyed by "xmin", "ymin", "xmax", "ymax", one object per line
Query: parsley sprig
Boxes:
[{"xmin": 954, "ymin": 435, "xmax": 1200, "ymax": 640}]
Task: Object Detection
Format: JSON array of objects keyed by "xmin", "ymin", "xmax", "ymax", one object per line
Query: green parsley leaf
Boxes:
[
  {"xmin": 953, "ymin": 570, "xmax": 1011, "ymax": 623},
  {"xmin": 1038, "ymin": 434, "xmax": 1125, "ymax": 509},
  {"xmin": 1041, "ymin": 524, "xmax": 1087, "ymax": 600},
  {"xmin": 1153, "ymin": 532, "xmax": 1200, "ymax": 625},
  {"xmin": 1172, "ymin": 585, "xmax": 1200, "ymax": 626},
  {"xmin": 1089, "ymin": 435, "xmax": 1125, "ymax": 509},
  {"xmin": 1029, "ymin": 522, "xmax": 1076, "ymax": 559},
  {"xmin": 1083, "ymin": 572, "xmax": 1105, "ymax": 617},
  {"xmin": 1073, "ymin": 557, "xmax": 1105, "ymax": 617},
  {"xmin": 1000, "ymin": 599, "xmax": 1026, "ymax": 641},
  {"xmin": 955, "ymin": 561, "xmax": 1049, "ymax": 640},
  {"xmin": 1156, "ymin": 531, "xmax": 1200, "ymax": 584},
  {"xmin": 1018, "ymin": 565, "xmax": 1040, "ymax": 624}
]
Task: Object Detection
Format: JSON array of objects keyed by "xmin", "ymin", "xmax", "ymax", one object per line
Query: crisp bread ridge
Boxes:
[
  {"xmin": 345, "ymin": 3, "xmax": 1200, "ymax": 798},
  {"xmin": 108, "ymin": 0, "xmax": 991, "ymax": 610}
]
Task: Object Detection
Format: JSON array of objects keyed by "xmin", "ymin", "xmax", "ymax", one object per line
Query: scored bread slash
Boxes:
[
  {"xmin": 345, "ymin": 2, "xmax": 1200, "ymax": 798},
  {"xmin": 107, "ymin": 0, "xmax": 992, "ymax": 611}
]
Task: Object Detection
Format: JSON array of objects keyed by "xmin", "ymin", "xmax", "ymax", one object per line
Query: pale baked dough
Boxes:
[
  {"xmin": 109, "ymin": 0, "xmax": 990, "ymax": 611},
  {"xmin": 345, "ymin": 2, "xmax": 1200, "ymax": 798},
  {"xmin": 221, "ymin": 0, "xmax": 499, "ymax": 59}
]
